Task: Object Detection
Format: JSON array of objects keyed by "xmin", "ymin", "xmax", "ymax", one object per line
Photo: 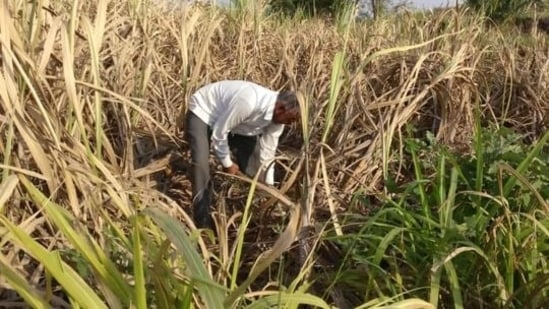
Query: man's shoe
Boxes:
[
  {"xmin": 192, "ymin": 196, "xmax": 215, "ymax": 231},
  {"xmin": 194, "ymin": 211, "xmax": 215, "ymax": 230}
]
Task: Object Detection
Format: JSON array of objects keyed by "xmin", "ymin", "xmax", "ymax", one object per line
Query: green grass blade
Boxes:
[
  {"xmin": 143, "ymin": 207, "xmax": 226, "ymax": 309},
  {"xmin": 473, "ymin": 97, "xmax": 484, "ymax": 208},
  {"xmin": 0, "ymin": 216, "xmax": 108, "ymax": 308},
  {"xmin": 498, "ymin": 162, "xmax": 549, "ymax": 212},
  {"xmin": 0, "ymin": 255, "xmax": 50, "ymax": 309},
  {"xmin": 133, "ymin": 215, "xmax": 147, "ymax": 309},
  {"xmin": 429, "ymin": 261, "xmax": 442, "ymax": 307},
  {"xmin": 180, "ymin": 284, "xmax": 194, "ymax": 309},
  {"xmin": 229, "ymin": 174, "xmax": 259, "ymax": 291},
  {"xmin": 441, "ymin": 167, "xmax": 459, "ymax": 235},
  {"xmin": 437, "ymin": 153, "xmax": 447, "ymax": 211},
  {"xmin": 373, "ymin": 298, "xmax": 436, "ymax": 309},
  {"xmin": 19, "ymin": 175, "xmax": 132, "ymax": 303},
  {"xmin": 432, "ymin": 244, "xmax": 508, "ymax": 303},
  {"xmin": 444, "ymin": 261, "xmax": 463, "ymax": 309},
  {"xmin": 224, "ymin": 205, "xmax": 301, "ymax": 308},
  {"xmin": 410, "ymin": 138, "xmax": 430, "ymax": 225},
  {"xmin": 373, "ymin": 227, "xmax": 406, "ymax": 266},
  {"xmin": 503, "ymin": 130, "xmax": 549, "ymax": 197},
  {"xmin": 217, "ymin": 170, "xmax": 302, "ymax": 306},
  {"xmin": 245, "ymin": 291, "xmax": 331, "ymax": 309},
  {"xmin": 321, "ymin": 51, "xmax": 345, "ymax": 143}
]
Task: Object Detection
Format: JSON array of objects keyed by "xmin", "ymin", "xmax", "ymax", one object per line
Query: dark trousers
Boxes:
[{"xmin": 184, "ymin": 111, "xmax": 257, "ymax": 229}]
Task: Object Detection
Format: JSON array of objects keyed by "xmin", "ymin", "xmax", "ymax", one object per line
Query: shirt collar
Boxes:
[{"xmin": 264, "ymin": 92, "xmax": 278, "ymax": 121}]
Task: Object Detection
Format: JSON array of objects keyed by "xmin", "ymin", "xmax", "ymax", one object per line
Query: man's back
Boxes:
[{"xmin": 188, "ymin": 80, "xmax": 279, "ymax": 131}]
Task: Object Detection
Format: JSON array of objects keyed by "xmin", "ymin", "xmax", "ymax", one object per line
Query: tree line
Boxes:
[{"xmin": 264, "ymin": 0, "xmax": 546, "ymax": 21}]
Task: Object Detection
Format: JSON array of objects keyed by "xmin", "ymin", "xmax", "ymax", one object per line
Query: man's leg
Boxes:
[
  {"xmin": 185, "ymin": 111, "xmax": 214, "ymax": 229},
  {"xmin": 228, "ymin": 134, "xmax": 257, "ymax": 174}
]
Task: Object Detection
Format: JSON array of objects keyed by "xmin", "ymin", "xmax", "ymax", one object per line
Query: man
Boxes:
[{"xmin": 183, "ymin": 80, "xmax": 300, "ymax": 229}]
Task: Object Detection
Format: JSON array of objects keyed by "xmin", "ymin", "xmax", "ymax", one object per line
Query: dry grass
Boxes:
[{"xmin": 0, "ymin": 0, "xmax": 548, "ymax": 307}]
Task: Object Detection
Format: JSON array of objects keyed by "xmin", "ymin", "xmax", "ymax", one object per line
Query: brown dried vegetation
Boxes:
[{"xmin": 0, "ymin": 0, "xmax": 547, "ymax": 307}]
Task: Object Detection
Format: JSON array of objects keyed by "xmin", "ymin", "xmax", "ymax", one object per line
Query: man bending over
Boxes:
[{"xmin": 182, "ymin": 80, "xmax": 300, "ymax": 229}]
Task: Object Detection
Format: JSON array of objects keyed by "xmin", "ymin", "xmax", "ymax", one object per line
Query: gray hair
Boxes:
[{"xmin": 277, "ymin": 91, "xmax": 299, "ymax": 112}]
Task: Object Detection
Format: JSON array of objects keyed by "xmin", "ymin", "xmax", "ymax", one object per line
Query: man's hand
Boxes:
[{"xmin": 225, "ymin": 163, "xmax": 240, "ymax": 175}]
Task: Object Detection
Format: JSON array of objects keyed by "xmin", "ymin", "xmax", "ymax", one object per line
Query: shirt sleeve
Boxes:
[
  {"xmin": 257, "ymin": 124, "xmax": 284, "ymax": 185},
  {"xmin": 211, "ymin": 100, "xmax": 255, "ymax": 168}
]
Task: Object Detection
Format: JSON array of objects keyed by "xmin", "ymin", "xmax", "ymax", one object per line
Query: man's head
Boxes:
[{"xmin": 272, "ymin": 91, "xmax": 300, "ymax": 125}]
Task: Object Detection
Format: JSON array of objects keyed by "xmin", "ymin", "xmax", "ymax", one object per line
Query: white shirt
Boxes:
[{"xmin": 188, "ymin": 80, "xmax": 284, "ymax": 185}]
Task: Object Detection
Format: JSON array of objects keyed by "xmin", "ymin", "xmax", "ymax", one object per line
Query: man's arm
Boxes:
[
  {"xmin": 211, "ymin": 101, "xmax": 254, "ymax": 168},
  {"xmin": 257, "ymin": 124, "xmax": 285, "ymax": 185}
]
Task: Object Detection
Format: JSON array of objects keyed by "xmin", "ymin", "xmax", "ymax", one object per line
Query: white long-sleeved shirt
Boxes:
[{"xmin": 188, "ymin": 80, "xmax": 284, "ymax": 185}]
